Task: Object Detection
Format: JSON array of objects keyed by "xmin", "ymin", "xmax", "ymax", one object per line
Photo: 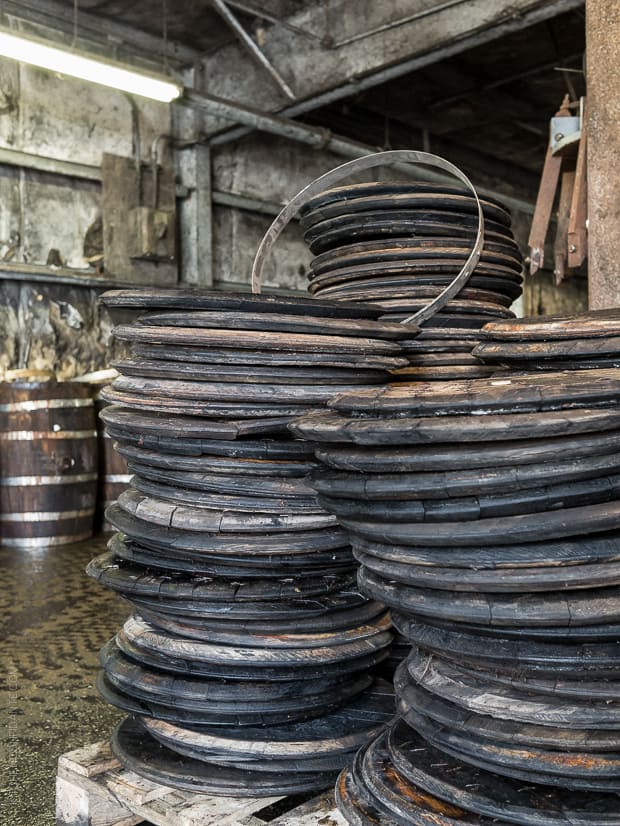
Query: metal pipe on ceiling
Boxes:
[{"xmin": 180, "ymin": 87, "xmax": 535, "ymax": 214}]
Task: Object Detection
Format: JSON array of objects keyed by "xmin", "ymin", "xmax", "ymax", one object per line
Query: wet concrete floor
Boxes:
[{"xmin": 0, "ymin": 535, "xmax": 131, "ymax": 825}]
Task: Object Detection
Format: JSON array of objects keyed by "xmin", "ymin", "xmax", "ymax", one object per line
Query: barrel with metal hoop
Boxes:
[
  {"xmin": 0, "ymin": 381, "xmax": 98, "ymax": 548},
  {"xmin": 94, "ymin": 392, "xmax": 132, "ymax": 532}
]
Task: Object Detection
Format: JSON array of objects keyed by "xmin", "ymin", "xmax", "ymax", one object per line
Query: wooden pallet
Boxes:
[{"xmin": 56, "ymin": 740, "xmax": 348, "ymax": 826}]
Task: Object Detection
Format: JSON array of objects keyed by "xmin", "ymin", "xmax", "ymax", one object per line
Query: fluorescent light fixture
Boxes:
[{"xmin": 0, "ymin": 29, "xmax": 182, "ymax": 102}]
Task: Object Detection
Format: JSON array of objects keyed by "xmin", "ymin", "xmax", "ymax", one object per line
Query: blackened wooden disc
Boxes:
[
  {"xmin": 318, "ymin": 472, "xmax": 620, "ymax": 522},
  {"xmin": 129, "ymin": 342, "xmax": 409, "ymax": 371},
  {"xmin": 390, "ymin": 365, "xmax": 495, "ymax": 381},
  {"xmin": 327, "ymin": 284, "xmax": 513, "ymax": 308},
  {"xmin": 396, "ymin": 670, "xmax": 620, "ymax": 754},
  {"xmin": 111, "ymin": 374, "xmax": 372, "ymax": 406},
  {"xmin": 113, "ymin": 323, "xmax": 405, "ymax": 355},
  {"xmin": 387, "ymin": 719, "xmax": 620, "ymax": 823},
  {"xmin": 354, "ymin": 550, "xmax": 620, "ymax": 593},
  {"xmin": 128, "ymin": 461, "xmax": 316, "ymax": 498},
  {"xmin": 407, "ymin": 649, "xmax": 620, "ymax": 727},
  {"xmin": 101, "ymin": 385, "xmax": 315, "ymax": 420},
  {"xmin": 87, "ymin": 551, "xmax": 348, "ymax": 603},
  {"xmin": 342, "ymin": 499, "xmax": 620, "ymax": 547},
  {"xmin": 143, "ymin": 679, "xmax": 393, "ymax": 760},
  {"xmin": 352, "ymin": 531, "xmax": 620, "ymax": 570},
  {"xmin": 101, "ymin": 639, "xmax": 369, "ymax": 715},
  {"xmin": 312, "ymin": 451, "xmax": 620, "ymax": 500},
  {"xmin": 117, "ymin": 488, "xmax": 335, "ymax": 532},
  {"xmin": 100, "ymin": 400, "xmax": 292, "ymax": 440},
  {"xmin": 109, "ymin": 533, "xmax": 354, "ymax": 578},
  {"xmin": 350, "ymin": 734, "xmax": 499, "ymax": 826},
  {"xmin": 393, "ymin": 616, "xmax": 620, "ymax": 675},
  {"xmin": 313, "ymin": 430, "xmax": 620, "ymax": 474},
  {"xmin": 111, "ymin": 716, "xmax": 337, "ymax": 796},
  {"xmin": 116, "ymin": 442, "xmax": 314, "ymax": 477},
  {"xmin": 105, "ymin": 503, "xmax": 348, "ymax": 554},
  {"xmin": 315, "ymin": 273, "xmax": 523, "ymax": 302},
  {"xmin": 303, "ymin": 210, "xmax": 514, "ymax": 254},
  {"xmin": 130, "ymin": 475, "xmax": 321, "ymax": 514},
  {"xmin": 292, "ymin": 407, "xmax": 620, "ymax": 448},
  {"xmin": 299, "ymin": 181, "xmax": 512, "ymax": 225},
  {"xmin": 101, "ymin": 287, "xmax": 383, "ymax": 318},
  {"xmin": 359, "ymin": 565, "xmax": 620, "ymax": 626},
  {"xmin": 114, "ymin": 357, "xmax": 389, "ymax": 386},
  {"xmin": 481, "ymin": 309, "xmax": 620, "ymax": 341},
  {"xmin": 120, "ymin": 614, "xmax": 393, "ymax": 669},
  {"xmin": 99, "ymin": 405, "xmax": 306, "ymax": 448},
  {"xmin": 134, "ymin": 310, "xmax": 412, "ymax": 340},
  {"xmin": 137, "ymin": 593, "xmax": 384, "ymax": 637},
  {"xmin": 335, "ymin": 764, "xmax": 404, "ymax": 826},
  {"xmin": 116, "ymin": 624, "xmax": 391, "ymax": 682},
  {"xmin": 474, "ymin": 336, "xmax": 620, "ymax": 362},
  {"xmin": 355, "ymin": 299, "xmax": 514, "ymax": 320},
  {"xmin": 310, "ymin": 239, "xmax": 523, "ymax": 274},
  {"xmin": 329, "ymin": 369, "xmax": 620, "ymax": 417}
]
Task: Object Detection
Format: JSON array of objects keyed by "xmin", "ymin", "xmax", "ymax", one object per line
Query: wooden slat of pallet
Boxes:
[{"xmin": 56, "ymin": 741, "xmax": 345, "ymax": 826}]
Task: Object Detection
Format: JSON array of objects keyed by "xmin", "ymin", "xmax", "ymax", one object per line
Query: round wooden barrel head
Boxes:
[
  {"xmin": 388, "ymin": 718, "xmax": 620, "ymax": 822},
  {"xmin": 113, "ymin": 357, "xmax": 389, "ymax": 386},
  {"xmin": 299, "ymin": 181, "xmax": 512, "ymax": 226},
  {"xmin": 133, "ymin": 310, "xmax": 412, "ymax": 340},
  {"xmin": 111, "ymin": 716, "xmax": 338, "ymax": 795},
  {"xmin": 100, "ymin": 403, "xmax": 292, "ymax": 438},
  {"xmin": 117, "ymin": 442, "xmax": 314, "ymax": 477},
  {"xmin": 406, "ymin": 648, "xmax": 620, "ymax": 728},
  {"xmin": 117, "ymin": 487, "xmax": 336, "ymax": 533},
  {"xmin": 319, "ymin": 471, "xmax": 620, "ymax": 525},
  {"xmin": 130, "ymin": 474, "xmax": 321, "ymax": 515},
  {"xmin": 105, "ymin": 503, "xmax": 348, "ymax": 555},
  {"xmin": 100, "ymin": 287, "xmax": 383, "ymax": 318},
  {"xmin": 87, "ymin": 551, "xmax": 350, "ymax": 603},
  {"xmin": 129, "ymin": 341, "xmax": 409, "ymax": 371},
  {"xmin": 137, "ymin": 592, "xmax": 384, "ymax": 638},
  {"xmin": 396, "ymin": 671, "xmax": 620, "ymax": 754},
  {"xmin": 329, "ymin": 368, "xmax": 620, "ymax": 417},
  {"xmin": 142, "ymin": 678, "xmax": 394, "ymax": 760},
  {"xmin": 314, "ymin": 272, "xmax": 523, "ymax": 302},
  {"xmin": 303, "ymin": 210, "xmax": 515, "ymax": 254},
  {"xmin": 113, "ymin": 323, "xmax": 405, "ymax": 356},
  {"xmin": 110, "ymin": 373, "xmax": 375, "ymax": 407},
  {"xmin": 474, "ymin": 335, "xmax": 620, "ymax": 362},
  {"xmin": 481, "ymin": 308, "xmax": 620, "ymax": 341},
  {"xmin": 358, "ymin": 564, "xmax": 620, "ymax": 626}
]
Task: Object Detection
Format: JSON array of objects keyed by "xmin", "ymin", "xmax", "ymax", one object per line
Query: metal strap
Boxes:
[
  {"xmin": 251, "ymin": 149, "xmax": 484, "ymax": 326},
  {"xmin": 0, "ymin": 507, "xmax": 94, "ymax": 522},
  {"xmin": 1, "ymin": 531, "xmax": 93, "ymax": 548},
  {"xmin": 0, "ymin": 429, "xmax": 97, "ymax": 441},
  {"xmin": 0, "ymin": 473, "xmax": 98, "ymax": 486},
  {"xmin": 0, "ymin": 398, "xmax": 93, "ymax": 413}
]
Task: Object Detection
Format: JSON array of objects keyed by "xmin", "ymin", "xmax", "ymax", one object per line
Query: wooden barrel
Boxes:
[
  {"xmin": 95, "ymin": 396, "xmax": 132, "ymax": 531},
  {"xmin": 0, "ymin": 381, "xmax": 98, "ymax": 548}
]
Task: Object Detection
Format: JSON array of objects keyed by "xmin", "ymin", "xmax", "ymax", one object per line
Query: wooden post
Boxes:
[{"xmin": 586, "ymin": 0, "xmax": 620, "ymax": 309}]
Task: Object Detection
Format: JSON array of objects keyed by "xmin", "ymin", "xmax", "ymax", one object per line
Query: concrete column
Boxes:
[{"xmin": 586, "ymin": 0, "xmax": 620, "ymax": 309}]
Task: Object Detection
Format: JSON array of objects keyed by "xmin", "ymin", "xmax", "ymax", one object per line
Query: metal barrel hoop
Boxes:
[{"xmin": 250, "ymin": 149, "xmax": 485, "ymax": 326}]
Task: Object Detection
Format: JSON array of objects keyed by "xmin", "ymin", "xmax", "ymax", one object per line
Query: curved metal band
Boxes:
[
  {"xmin": 0, "ymin": 429, "xmax": 97, "ymax": 441},
  {"xmin": 250, "ymin": 149, "xmax": 484, "ymax": 326},
  {"xmin": 0, "ymin": 398, "xmax": 93, "ymax": 413},
  {"xmin": 0, "ymin": 473, "xmax": 98, "ymax": 486},
  {"xmin": 2, "ymin": 531, "xmax": 93, "ymax": 548},
  {"xmin": 0, "ymin": 507, "xmax": 95, "ymax": 522}
]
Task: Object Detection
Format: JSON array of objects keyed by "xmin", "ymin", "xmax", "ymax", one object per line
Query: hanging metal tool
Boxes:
[{"xmin": 528, "ymin": 95, "xmax": 587, "ymax": 283}]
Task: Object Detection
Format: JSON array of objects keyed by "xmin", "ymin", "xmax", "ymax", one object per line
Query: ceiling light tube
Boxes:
[{"xmin": 0, "ymin": 29, "xmax": 182, "ymax": 102}]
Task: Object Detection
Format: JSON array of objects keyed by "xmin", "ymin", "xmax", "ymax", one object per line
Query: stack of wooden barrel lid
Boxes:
[
  {"xmin": 292, "ymin": 367, "xmax": 620, "ymax": 822},
  {"xmin": 299, "ymin": 181, "xmax": 523, "ymax": 381},
  {"xmin": 474, "ymin": 308, "xmax": 620, "ymax": 371},
  {"xmin": 86, "ymin": 288, "xmax": 417, "ymax": 795}
]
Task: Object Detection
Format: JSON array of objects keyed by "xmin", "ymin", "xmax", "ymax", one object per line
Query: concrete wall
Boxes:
[{"xmin": 0, "ymin": 59, "xmax": 170, "ymax": 380}]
